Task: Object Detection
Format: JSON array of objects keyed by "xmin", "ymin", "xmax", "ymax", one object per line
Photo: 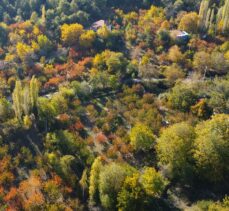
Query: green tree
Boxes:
[
  {"xmin": 117, "ymin": 173, "xmax": 145, "ymax": 211},
  {"xmin": 117, "ymin": 168, "xmax": 167, "ymax": 211},
  {"xmin": 99, "ymin": 162, "xmax": 136, "ymax": 210},
  {"xmin": 209, "ymin": 78, "xmax": 229, "ymax": 114},
  {"xmin": 0, "ymin": 97, "xmax": 13, "ymax": 122},
  {"xmin": 140, "ymin": 167, "xmax": 167, "ymax": 197},
  {"xmin": 37, "ymin": 97, "xmax": 57, "ymax": 131},
  {"xmin": 194, "ymin": 114, "xmax": 229, "ymax": 182},
  {"xmin": 37, "ymin": 34, "xmax": 53, "ymax": 54},
  {"xmin": 157, "ymin": 122, "xmax": 196, "ymax": 180},
  {"xmin": 167, "ymin": 83, "xmax": 198, "ymax": 112}
]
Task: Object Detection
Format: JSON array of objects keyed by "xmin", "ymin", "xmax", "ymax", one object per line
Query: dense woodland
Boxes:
[{"xmin": 0, "ymin": 0, "xmax": 229, "ymax": 210}]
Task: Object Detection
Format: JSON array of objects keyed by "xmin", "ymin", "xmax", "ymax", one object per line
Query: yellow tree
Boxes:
[
  {"xmin": 61, "ymin": 23, "xmax": 84, "ymax": 46},
  {"xmin": 79, "ymin": 30, "xmax": 96, "ymax": 48},
  {"xmin": 168, "ymin": 45, "xmax": 183, "ymax": 63},
  {"xmin": 129, "ymin": 123, "xmax": 155, "ymax": 151},
  {"xmin": 16, "ymin": 42, "xmax": 34, "ymax": 63},
  {"xmin": 179, "ymin": 12, "xmax": 199, "ymax": 33},
  {"xmin": 89, "ymin": 157, "xmax": 103, "ymax": 205}
]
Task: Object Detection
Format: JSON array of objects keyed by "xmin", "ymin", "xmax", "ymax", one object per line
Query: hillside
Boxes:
[{"xmin": 0, "ymin": 0, "xmax": 228, "ymax": 210}]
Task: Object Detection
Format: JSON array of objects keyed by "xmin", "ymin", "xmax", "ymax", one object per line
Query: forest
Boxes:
[{"xmin": 0, "ymin": 0, "xmax": 228, "ymax": 210}]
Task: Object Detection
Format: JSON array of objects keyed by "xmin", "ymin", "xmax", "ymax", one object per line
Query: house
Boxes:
[
  {"xmin": 90, "ymin": 20, "xmax": 111, "ymax": 31},
  {"xmin": 170, "ymin": 30, "xmax": 190, "ymax": 41}
]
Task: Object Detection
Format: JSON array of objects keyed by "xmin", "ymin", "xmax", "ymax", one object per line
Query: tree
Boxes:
[
  {"xmin": 61, "ymin": 23, "xmax": 84, "ymax": 46},
  {"xmin": 0, "ymin": 97, "xmax": 13, "ymax": 122},
  {"xmin": 13, "ymin": 78, "xmax": 39, "ymax": 122},
  {"xmin": 179, "ymin": 12, "xmax": 199, "ymax": 33},
  {"xmin": 37, "ymin": 34, "xmax": 53, "ymax": 55},
  {"xmin": 193, "ymin": 51, "xmax": 211, "ymax": 76},
  {"xmin": 210, "ymin": 51, "xmax": 228, "ymax": 74},
  {"xmin": 79, "ymin": 169, "xmax": 88, "ymax": 200},
  {"xmin": 140, "ymin": 167, "xmax": 167, "ymax": 197},
  {"xmin": 209, "ymin": 78, "xmax": 229, "ymax": 114},
  {"xmin": 0, "ymin": 23, "xmax": 8, "ymax": 47},
  {"xmin": 29, "ymin": 76, "xmax": 39, "ymax": 110},
  {"xmin": 117, "ymin": 173, "xmax": 145, "ymax": 211},
  {"xmin": 167, "ymin": 83, "xmax": 197, "ymax": 112},
  {"xmin": 168, "ymin": 45, "xmax": 183, "ymax": 63},
  {"xmin": 163, "ymin": 64, "xmax": 185, "ymax": 84},
  {"xmin": 89, "ymin": 157, "xmax": 103, "ymax": 205},
  {"xmin": 79, "ymin": 30, "xmax": 96, "ymax": 48},
  {"xmin": 59, "ymin": 155, "xmax": 77, "ymax": 186},
  {"xmin": 194, "ymin": 114, "xmax": 229, "ymax": 182},
  {"xmin": 198, "ymin": 0, "xmax": 210, "ymax": 30},
  {"xmin": 18, "ymin": 175, "xmax": 44, "ymax": 210},
  {"xmin": 157, "ymin": 122, "xmax": 196, "ymax": 180},
  {"xmin": 16, "ymin": 42, "xmax": 34, "ymax": 65},
  {"xmin": 117, "ymin": 168, "xmax": 167, "ymax": 211},
  {"xmin": 12, "ymin": 80, "xmax": 23, "ymax": 121},
  {"xmin": 37, "ymin": 97, "xmax": 57, "ymax": 131},
  {"xmin": 129, "ymin": 123, "xmax": 155, "ymax": 151},
  {"xmin": 99, "ymin": 162, "xmax": 136, "ymax": 210},
  {"xmin": 191, "ymin": 99, "xmax": 212, "ymax": 119}
]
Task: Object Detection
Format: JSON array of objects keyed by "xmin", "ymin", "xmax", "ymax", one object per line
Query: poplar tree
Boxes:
[
  {"xmin": 222, "ymin": 0, "xmax": 229, "ymax": 32},
  {"xmin": 89, "ymin": 157, "xmax": 102, "ymax": 205},
  {"xmin": 12, "ymin": 80, "xmax": 23, "ymax": 121},
  {"xmin": 30, "ymin": 76, "xmax": 39, "ymax": 109},
  {"xmin": 79, "ymin": 169, "xmax": 88, "ymax": 200},
  {"xmin": 198, "ymin": 0, "xmax": 209, "ymax": 30}
]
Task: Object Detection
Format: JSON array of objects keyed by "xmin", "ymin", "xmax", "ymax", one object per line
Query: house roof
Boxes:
[
  {"xmin": 170, "ymin": 30, "xmax": 189, "ymax": 39},
  {"xmin": 91, "ymin": 20, "xmax": 106, "ymax": 29}
]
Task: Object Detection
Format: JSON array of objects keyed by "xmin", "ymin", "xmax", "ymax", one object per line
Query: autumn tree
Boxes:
[
  {"xmin": 16, "ymin": 42, "xmax": 34, "ymax": 65},
  {"xmin": 193, "ymin": 51, "xmax": 211, "ymax": 77},
  {"xmin": 163, "ymin": 64, "xmax": 185, "ymax": 84},
  {"xmin": 79, "ymin": 30, "xmax": 96, "ymax": 48},
  {"xmin": 191, "ymin": 99, "xmax": 212, "ymax": 119},
  {"xmin": 179, "ymin": 12, "xmax": 199, "ymax": 33},
  {"xmin": 18, "ymin": 175, "xmax": 44, "ymax": 210},
  {"xmin": 61, "ymin": 23, "xmax": 84, "ymax": 46},
  {"xmin": 168, "ymin": 45, "xmax": 183, "ymax": 63}
]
